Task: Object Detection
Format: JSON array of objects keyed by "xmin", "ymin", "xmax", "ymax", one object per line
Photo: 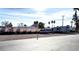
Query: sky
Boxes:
[{"xmin": 0, "ymin": 8, "xmax": 77, "ymax": 27}]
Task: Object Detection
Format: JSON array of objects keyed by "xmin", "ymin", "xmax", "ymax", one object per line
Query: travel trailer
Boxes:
[{"xmin": 53, "ymin": 25, "xmax": 74, "ymax": 33}]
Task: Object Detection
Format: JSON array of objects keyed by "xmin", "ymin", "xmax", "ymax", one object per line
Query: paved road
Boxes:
[
  {"xmin": 0, "ymin": 34, "xmax": 79, "ymax": 51},
  {"xmin": 0, "ymin": 34, "xmax": 70, "ymax": 41}
]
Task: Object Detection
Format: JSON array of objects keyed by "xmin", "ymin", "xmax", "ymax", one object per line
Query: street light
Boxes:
[{"xmin": 62, "ymin": 15, "xmax": 64, "ymax": 26}]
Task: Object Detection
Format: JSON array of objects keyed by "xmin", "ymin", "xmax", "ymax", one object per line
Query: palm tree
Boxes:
[
  {"xmin": 34, "ymin": 21, "xmax": 38, "ymax": 28},
  {"xmin": 51, "ymin": 20, "xmax": 55, "ymax": 28},
  {"xmin": 48, "ymin": 21, "xmax": 50, "ymax": 24},
  {"xmin": 24, "ymin": 24, "xmax": 27, "ymax": 27},
  {"xmin": 72, "ymin": 8, "xmax": 79, "ymax": 32},
  {"xmin": 48, "ymin": 20, "xmax": 55, "ymax": 28},
  {"xmin": 51, "ymin": 20, "xmax": 54, "ymax": 28},
  {"xmin": 53, "ymin": 20, "xmax": 55, "ymax": 27},
  {"xmin": 48, "ymin": 21, "xmax": 50, "ymax": 28},
  {"xmin": 53, "ymin": 20, "xmax": 55, "ymax": 23}
]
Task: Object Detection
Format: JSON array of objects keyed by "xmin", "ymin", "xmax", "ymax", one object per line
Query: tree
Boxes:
[
  {"xmin": 72, "ymin": 8, "xmax": 79, "ymax": 32},
  {"xmin": 51, "ymin": 20, "xmax": 54, "ymax": 23},
  {"xmin": 1, "ymin": 21, "xmax": 13, "ymax": 27},
  {"xmin": 1, "ymin": 21, "xmax": 13, "ymax": 32},
  {"xmin": 34, "ymin": 21, "xmax": 38, "ymax": 25},
  {"xmin": 18, "ymin": 23, "xmax": 24, "ymax": 27},
  {"xmin": 53, "ymin": 20, "xmax": 56, "ymax": 27},
  {"xmin": 48, "ymin": 21, "xmax": 50, "ymax": 28},
  {"xmin": 18, "ymin": 23, "xmax": 27, "ymax": 28},
  {"xmin": 51, "ymin": 20, "xmax": 55, "ymax": 28},
  {"xmin": 7, "ymin": 22, "xmax": 13, "ymax": 32},
  {"xmin": 33, "ymin": 21, "xmax": 45, "ymax": 29},
  {"xmin": 38, "ymin": 22, "xmax": 45, "ymax": 29},
  {"xmin": 53, "ymin": 20, "xmax": 55, "ymax": 24},
  {"xmin": 48, "ymin": 20, "xmax": 56, "ymax": 28},
  {"xmin": 48, "ymin": 22, "xmax": 50, "ymax": 24},
  {"xmin": 24, "ymin": 24, "xmax": 27, "ymax": 27},
  {"xmin": 1, "ymin": 21, "xmax": 9, "ymax": 27},
  {"xmin": 33, "ymin": 21, "xmax": 38, "ymax": 27},
  {"xmin": 8, "ymin": 22, "xmax": 13, "ymax": 27}
]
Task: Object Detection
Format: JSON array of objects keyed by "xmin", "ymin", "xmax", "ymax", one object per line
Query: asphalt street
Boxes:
[
  {"xmin": 0, "ymin": 34, "xmax": 79, "ymax": 51},
  {"xmin": 0, "ymin": 34, "xmax": 70, "ymax": 41}
]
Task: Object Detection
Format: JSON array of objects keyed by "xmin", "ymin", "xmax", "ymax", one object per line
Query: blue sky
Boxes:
[{"xmin": 0, "ymin": 8, "xmax": 76, "ymax": 27}]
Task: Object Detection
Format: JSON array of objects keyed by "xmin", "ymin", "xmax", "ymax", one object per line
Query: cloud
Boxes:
[
  {"xmin": 33, "ymin": 8, "xmax": 46, "ymax": 12},
  {"xmin": 50, "ymin": 9, "xmax": 74, "ymax": 19},
  {"xmin": 0, "ymin": 8, "xmax": 36, "ymax": 14},
  {"xmin": 0, "ymin": 8, "xmax": 75, "ymax": 27}
]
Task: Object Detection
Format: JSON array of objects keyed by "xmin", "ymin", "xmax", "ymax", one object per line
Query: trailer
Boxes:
[{"xmin": 53, "ymin": 25, "xmax": 74, "ymax": 33}]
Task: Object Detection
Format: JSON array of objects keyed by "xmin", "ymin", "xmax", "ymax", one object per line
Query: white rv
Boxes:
[{"xmin": 53, "ymin": 25, "xmax": 74, "ymax": 33}]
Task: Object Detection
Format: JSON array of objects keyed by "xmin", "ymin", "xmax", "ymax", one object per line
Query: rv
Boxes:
[{"xmin": 53, "ymin": 25, "xmax": 73, "ymax": 33}]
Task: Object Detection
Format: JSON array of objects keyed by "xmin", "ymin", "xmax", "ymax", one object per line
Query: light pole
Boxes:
[{"xmin": 62, "ymin": 15, "xmax": 64, "ymax": 26}]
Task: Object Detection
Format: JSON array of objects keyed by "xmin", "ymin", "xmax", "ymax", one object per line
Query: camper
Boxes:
[{"xmin": 53, "ymin": 25, "xmax": 72, "ymax": 33}]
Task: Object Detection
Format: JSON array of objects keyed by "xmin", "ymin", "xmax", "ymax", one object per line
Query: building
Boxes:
[{"xmin": 12, "ymin": 24, "xmax": 40, "ymax": 33}]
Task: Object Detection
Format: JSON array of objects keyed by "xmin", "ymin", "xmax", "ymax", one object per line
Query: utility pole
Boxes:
[{"xmin": 62, "ymin": 15, "xmax": 64, "ymax": 26}]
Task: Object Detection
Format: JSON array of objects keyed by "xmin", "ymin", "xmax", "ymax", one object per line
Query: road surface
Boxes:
[
  {"xmin": 0, "ymin": 34, "xmax": 79, "ymax": 51},
  {"xmin": 0, "ymin": 34, "xmax": 70, "ymax": 41}
]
